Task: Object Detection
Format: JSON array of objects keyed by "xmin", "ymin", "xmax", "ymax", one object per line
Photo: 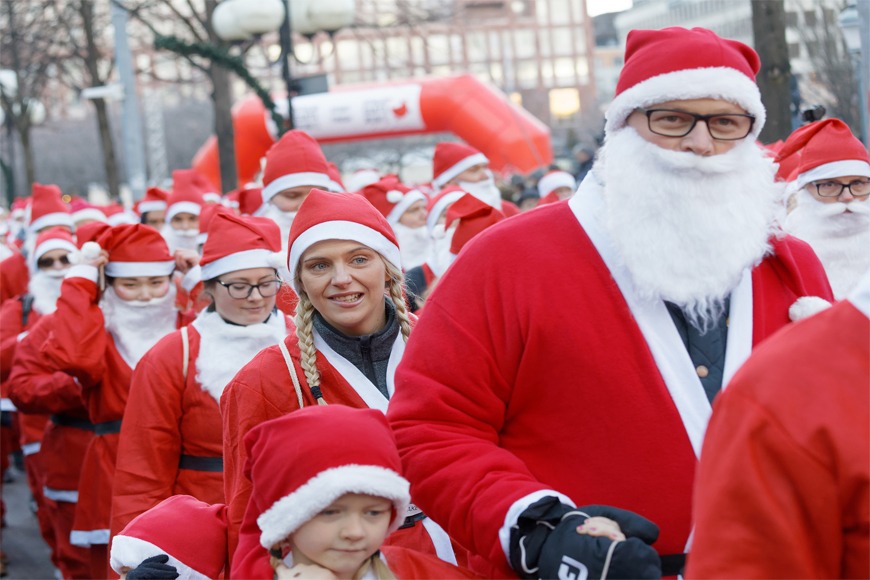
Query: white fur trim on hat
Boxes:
[
  {"xmin": 166, "ymin": 201, "xmax": 202, "ymax": 222},
  {"xmin": 288, "ymin": 221, "xmax": 402, "ymax": 292},
  {"xmin": 105, "ymin": 260, "xmax": 176, "ymax": 278},
  {"xmin": 433, "ymin": 152, "xmax": 489, "ymax": 188},
  {"xmin": 110, "ymin": 535, "xmax": 208, "ymax": 580},
  {"xmin": 29, "ymin": 212, "xmax": 74, "ymax": 234},
  {"xmin": 795, "ymin": 160, "xmax": 870, "ymax": 190},
  {"xmin": 386, "ymin": 189, "xmax": 427, "ymax": 226},
  {"xmin": 261, "ymin": 172, "xmax": 333, "ymax": 202},
  {"xmin": 34, "ymin": 238, "xmax": 77, "ymax": 263},
  {"xmin": 108, "ymin": 212, "xmax": 138, "ymax": 226},
  {"xmin": 788, "ymin": 296, "xmax": 832, "ymax": 322},
  {"xmin": 201, "ymin": 248, "xmax": 280, "ymax": 280},
  {"xmin": 138, "ymin": 200, "xmax": 167, "ymax": 214},
  {"xmin": 605, "ymin": 67, "xmax": 766, "ymax": 138},
  {"xmin": 202, "ymin": 192, "xmax": 222, "ymax": 203},
  {"xmin": 325, "ymin": 179, "xmax": 346, "ymax": 193},
  {"xmin": 72, "ymin": 208, "xmax": 108, "ymax": 224},
  {"xmin": 537, "ymin": 171, "xmax": 577, "ymax": 197},
  {"xmin": 426, "ymin": 190, "xmax": 465, "ymax": 233},
  {"xmin": 257, "ymin": 464, "xmax": 411, "ymax": 550}
]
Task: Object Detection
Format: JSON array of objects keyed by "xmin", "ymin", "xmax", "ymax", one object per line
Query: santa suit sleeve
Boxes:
[
  {"xmin": 40, "ymin": 269, "xmax": 107, "ymax": 387},
  {"xmin": 688, "ymin": 300, "xmax": 869, "ymax": 579},
  {"xmin": 0, "ymin": 298, "xmax": 24, "ymax": 382},
  {"xmin": 110, "ymin": 330, "xmax": 186, "ymax": 539}
]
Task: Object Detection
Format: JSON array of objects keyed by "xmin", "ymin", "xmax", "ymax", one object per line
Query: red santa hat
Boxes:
[
  {"xmin": 93, "ymin": 224, "xmax": 175, "ymax": 278},
  {"xmin": 431, "ymin": 142, "xmax": 489, "ymax": 188},
  {"xmin": 359, "ymin": 175, "xmax": 428, "ymax": 227},
  {"xmin": 200, "ymin": 212, "xmax": 283, "ymax": 280},
  {"xmin": 775, "ymin": 119, "xmax": 870, "ymax": 190},
  {"xmin": 30, "ymin": 227, "xmax": 77, "ymax": 272},
  {"xmin": 288, "ymin": 189, "xmax": 401, "ymax": 292},
  {"xmin": 28, "ymin": 183, "xmax": 72, "ymax": 234},
  {"xmin": 537, "ymin": 170, "xmax": 577, "ymax": 198},
  {"xmin": 195, "ymin": 204, "xmax": 227, "ymax": 247},
  {"xmin": 445, "ymin": 194, "xmax": 505, "ymax": 256},
  {"xmin": 261, "ymin": 130, "xmax": 333, "ymax": 203},
  {"xmin": 425, "ymin": 185, "xmax": 466, "ymax": 233},
  {"xmin": 326, "ymin": 162, "xmax": 347, "ymax": 193},
  {"xmin": 137, "ymin": 187, "xmax": 170, "ymax": 215},
  {"xmin": 167, "ymin": 170, "xmax": 207, "ymax": 222},
  {"xmin": 345, "ymin": 168, "xmax": 382, "ymax": 193},
  {"xmin": 69, "ymin": 199, "xmax": 108, "ymax": 225},
  {"xmin": 11, "ymin": 197, "xmax": 28, "ymax": 219},
  {"xmin": 236, "ymin": 186, "xmax": 265, "ymax": 216},
  {"xmin": 244, "ymin": 405, "xmax": 411, "ymax": 550},
  {"xmin": 605, "ymin": 27, "xmax": 765, "ymax": 138},
  {"xmin": 110, "ymin": 495, "xmax": 228, "ymax": 580}
]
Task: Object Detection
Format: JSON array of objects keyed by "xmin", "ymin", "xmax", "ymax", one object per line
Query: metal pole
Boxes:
[
  {"xmin": 857, "ymin": 0, "xmax": 869, "ymax": 148},
  {"xmin": 280, "ymin": 0, "xmax": 295, "ymax": 131},
  {"xmin": 111, "ymin": 3, "xmax": 147, "ymax": 201}
]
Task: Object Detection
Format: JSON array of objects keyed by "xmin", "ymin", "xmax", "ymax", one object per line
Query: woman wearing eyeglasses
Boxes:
[{"xmin": 109, "ymin": 212, "xmax": 292, "ymax": 547}]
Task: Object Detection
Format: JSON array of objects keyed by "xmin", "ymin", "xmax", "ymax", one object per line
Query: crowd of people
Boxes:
[{"xmin": 0, "ymin": 25, "xmax": 867, "ymax": 580}]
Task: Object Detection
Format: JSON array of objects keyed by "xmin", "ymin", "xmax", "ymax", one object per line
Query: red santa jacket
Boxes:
[
  {"xmin": 387, "ymin": 199, "xmax": 834, "ymax": 577},
  {"xmin": 688, "ymin": 295, "xmax": 869, "ymax": 579},
  {"xmin": 0, "ymin": 251, "xmax": 28, "ymax": 306}
]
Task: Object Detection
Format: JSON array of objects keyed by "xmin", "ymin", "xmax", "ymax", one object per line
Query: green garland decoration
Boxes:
[{"xmin": 154, "ymin": 34, "xmax": 287, "ymax": 135}]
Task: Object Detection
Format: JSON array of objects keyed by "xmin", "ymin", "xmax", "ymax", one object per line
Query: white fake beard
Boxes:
[
  {"xmin": 785, "ymin": 189, "xmax": 870, "ymax": 299},
  {"xmin": 426, "ymin": 223, "xmax": 457, "ymax": 276},
  {"xmin": 393, "ymin": 223, "xmax": 431, "ymax": 271},
  {"xmin": 0, "ymin": 244, "xmax": 12, "ymax": 262},
  {"xmin": 262, "ymin": 204, "xmax": 297, "ymax": 246},
  {"xmin": 193, "ymin": 309, "xmax": 287, "ymax": 403},
  {"xmin": 28, "ymin": 270, "xmax": 65, "ymax": 315},
  {"xmin": 458, "ymin": 176, "xmax": 503, "ymax": 210},
  {"xmin": 101, "ymin": 285, "xmax": 178, "ymax": 369},
  {"xmin": 600, "ymin": 128, "xmax": 781, "ymax": 330},
  {"xmin": 161, "ymin": 224, "xmax": 199, "ymax": 253}
]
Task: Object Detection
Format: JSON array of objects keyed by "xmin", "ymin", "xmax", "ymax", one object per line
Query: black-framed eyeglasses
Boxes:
[
  {"xmin": 36, "ymin": 255, "xmax": 70, "ymax": 269},
  {"xmin": 642, "ymin": 109, "xmax": 756, "ymax": 140},
  {"xmin": 216, "ymin": 279, "xmax": 283, "ymax": 299},
  {"xmin": 811, "ymin": 179, "xmax": 870, "ymax": 198}
]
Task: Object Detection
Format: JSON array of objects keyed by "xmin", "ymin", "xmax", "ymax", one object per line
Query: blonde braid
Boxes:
[
  {"xmin": 384, "ymin": 261, "xmax": 412, "ymax": 342},
  {"xmin": 293, "ymin": 291, "xmax": 326, "ymax": 405},
  {"xmin": 353, "ymin": 555, "xmax": 396, "ymax": 580}
]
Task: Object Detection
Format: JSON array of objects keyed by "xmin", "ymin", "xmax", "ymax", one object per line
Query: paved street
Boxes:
[{"xmin": 2, "ymin": 465, "xmax": 56, "ymax": 580}]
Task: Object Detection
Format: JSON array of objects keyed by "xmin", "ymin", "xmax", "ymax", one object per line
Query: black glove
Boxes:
[
  {"xmin": 509, "ymin": 496, "xmax": 662, "ymax": 579},
  {"xmin": 125, "ymin": 554, "xmax": 179, "ymax": 580}
]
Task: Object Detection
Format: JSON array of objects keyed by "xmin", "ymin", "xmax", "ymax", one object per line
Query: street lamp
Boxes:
[{"xmin": 838, "ymin": 1, "xmax": 869, "ymax": 147}]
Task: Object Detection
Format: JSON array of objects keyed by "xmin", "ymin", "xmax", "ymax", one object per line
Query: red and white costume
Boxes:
[{"xmin": 688, "ymin": 271, "xmax": 870, "ymax": 579}]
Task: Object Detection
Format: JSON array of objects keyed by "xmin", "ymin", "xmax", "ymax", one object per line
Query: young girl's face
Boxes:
[{"xmin": 290, "ymin": 493, "xmax": 393, "ymax": 579}]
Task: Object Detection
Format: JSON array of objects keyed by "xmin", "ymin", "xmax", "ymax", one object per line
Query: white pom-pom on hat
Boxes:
[
  {"xmin": 267, "ymin": 250, "xmax": 287, "ymax": 271},
  {"xmin": 386, "ymin": 190, "xmax": 404, "ymax": 204},
  {"xmin": 431, "ymin": 223, "xmax": 447, "ymax": 239},
  {"xmin": 788, "ymin": 296, "xmax": 832, "ymax": 322},
  {"xmin": 68, "ymin": 241, "xmax": 103, "ymax": 265}
]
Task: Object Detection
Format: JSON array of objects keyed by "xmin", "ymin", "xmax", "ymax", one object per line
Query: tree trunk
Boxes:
[
  {"xmin": 92, "ymin": 97, "xmax": 121, "ymax": 200},
  {"xmin": 18, "ymin": 121, "xmax": 35, "ymax": 194},
  {"xmin": 205, "ymin": 0, "xmax": 237, "ymax": 193},
  {"xmin": 751, "ymin": 0, "xmax": 793, "ymax": 143}
]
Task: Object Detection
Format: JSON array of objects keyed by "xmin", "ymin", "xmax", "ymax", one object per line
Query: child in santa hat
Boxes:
[
  {"xmin": 110, "ymin": 212, "xmax": 292, "ymax": 546},
  {"xmin": 221, "ymin": 189, "xmax": 462, "ymax": 577},
  {"xmin": 244, "ymin": 405, "xmax": 479, "ymax": 580}
]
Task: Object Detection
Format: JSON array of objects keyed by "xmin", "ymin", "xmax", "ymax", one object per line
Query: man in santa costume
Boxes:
[
  {"xmin": 359, "ymin": 175, "xmax": 431, "ymax": 270},
  {"xmin": 779, "ymin": 118, "xmax": 870, "ymax": 299},
  {"xmin": 431, "ymin": 141, "xmax": 521, "ymax": 217},
  {"xmin": 536, "ymin": 169, "xmax": 577, "ymax": 205},
  {"xmin": 387, "ymin": 26, "xmax": 834, "ymax": 578},
  {"xmin": 688, "ymin": 267, "xmax": 869, "ymax": 578},
  {"xmin": 162, "ymin": 169, "xmax": 206, "ymax": 254},
  {"xmin": 38, "ymin": 224, "xmax": 191, "ymax": 577}
]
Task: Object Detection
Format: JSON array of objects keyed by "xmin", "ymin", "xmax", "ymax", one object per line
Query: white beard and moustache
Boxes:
[
  {"xmin": 101, "ymin": 285, "xmax": 178, "ymax": 369},
  {"xmin": 262, "ymin": 203, "xmax": 296, "ymax": 281},
  {"xmin": 161, "ymin": 224, "xmax": 199, "ymax": 253},
  {"xmin": 28, "ymin": 269, "xmax": 65, "ymax": 315},
  {"xmin": 458, "ymin": 176, "xmax": 503, "ymax": 210},
  {"xmin": 426, "ymin": 222, "xmax": 458, "ymax": 276},
  {"xmin": 393, "ymin": 223, "xmax": 431, "ymax": 270},
  {"xmin": 599, "ymin": 128, "xmax": 781, "ymax": 331},
  {"xmin": 785, "ymin": 189, "xmax": 870, "ymax": 299},
  {"xmin": 193, "ymin": 309, "xmax": 287, "ymax": 403}
]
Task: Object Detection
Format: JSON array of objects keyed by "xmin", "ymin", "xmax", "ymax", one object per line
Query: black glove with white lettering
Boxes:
[
  {"xmin": 125, "ymin": 554, "xmax": 179, "ymax": 580},
  {"xmin": 508, "ymin": 496, "xmax": 662, "ymax": 579}
]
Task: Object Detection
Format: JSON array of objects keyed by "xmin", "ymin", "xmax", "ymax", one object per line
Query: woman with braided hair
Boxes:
[{"xmin": 221, "ymin": 189, "xmax": 463, "ymax": 580}]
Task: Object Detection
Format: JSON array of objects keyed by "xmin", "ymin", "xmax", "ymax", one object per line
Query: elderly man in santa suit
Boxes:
[
  {"xmin": 779, "ymin": 118, "xmax": 870, "ymax": 299},
  {"xmin": 387, "ymin": 26, "xmax": 834, "ymax": 579}
]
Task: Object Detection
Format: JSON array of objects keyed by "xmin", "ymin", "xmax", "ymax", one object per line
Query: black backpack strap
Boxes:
[{"xmin": 19, "ymin": 293, "xmax": 34, "ymax": 327}]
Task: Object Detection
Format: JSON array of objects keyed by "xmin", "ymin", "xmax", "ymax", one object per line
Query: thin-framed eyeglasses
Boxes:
[
  {"xmin": 37, "ymin": 255, "xmax": 70, "ymax": 269},
  {"xmin": 642, "ymin": 109, "xmax": 756, "ymax": 140},
  {"xmin": 811, "ymin": 179, "xmax": 870, "ymax": 198},
  {"xmin": 216, "ymin": 279, "xmax": 283, "ymax": 299}
]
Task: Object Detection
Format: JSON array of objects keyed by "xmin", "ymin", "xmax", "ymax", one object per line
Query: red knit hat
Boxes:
[
  {"xmin": 425, "ymin": 185, "xmax": 466, "ymax": 233},
  {"xmin": 168, "ymin": 170, "xmax": 207, "ymax": 221},
  {"xmin": 95, "ymin": 224, "xmax": 175, "ymax": 278},
  {"xmin": 537, "ymin": 170, "xmax": 576, "ymax": 198},
  {"xmin": 359, "ymin": 175, "xmax": 428, "ymax": 226},
  {"xmin": 445, "ymin": 194, "xmax": 505, "ymax": 256},
  {"xmin": 30, "ymin": 227, "xmax": 77, "ymax": 272},
  {"xmin": 28, "ymin": 183, "xmax": 72, "ymax": 234},
  {"xmin": 261, "ymin": 130, "xmax": 333, "ymax": 203},
  {"xmin": 201, "ymin": 212, "xmax": 283, "ymax": 280},
  {"xmin": 287, "ymin": 189, "xmax": 401, "ymax": 292},
  {"xmin": 775, "ymin": 119, "xmax": 870, "ymax": 189},
  {"xmin": 605, "ymin": 27, "xmax": 765, "ymax": 137},
  {"xmin": 110, "ymin": 495, "xmax": 228, "ymax": 580},
  {"xmin": 432, "ymin": 142, "xmax": 489, "ymax": 188},
  {"xmin": 137, "ymin": 187, "xmax": 169, "ymax": 215},
  {"xmin": 244, "ymin": 406, "xmax": 411, "ymax": 550}
]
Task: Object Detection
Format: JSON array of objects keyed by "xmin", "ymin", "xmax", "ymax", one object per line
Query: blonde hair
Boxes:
[{"xmin": 293, "ymin": 255, "xmax": 411, "ymax": 405}]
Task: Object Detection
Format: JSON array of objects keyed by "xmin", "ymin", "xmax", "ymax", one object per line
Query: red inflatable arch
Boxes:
[{"xmin": 192, "ymin": 74, "xmax": 553, "ymax": 189}]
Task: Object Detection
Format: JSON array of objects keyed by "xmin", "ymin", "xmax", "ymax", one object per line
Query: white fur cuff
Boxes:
[{"xmin": 788, "ymin": 296, "xmax": 832, "ymax": 322}]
